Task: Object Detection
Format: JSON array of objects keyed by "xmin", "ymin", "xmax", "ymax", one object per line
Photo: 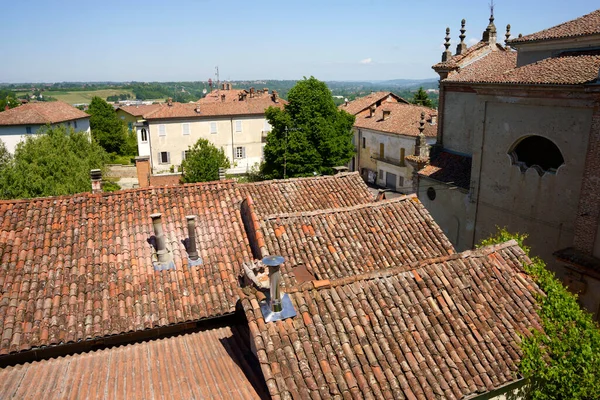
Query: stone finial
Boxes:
[
  {"xmin": 442, "ymin": 27, "xmax": 452, "ymax": 62},
  {"xmin": 518, "ymin": 33, "xmax": 523, "ymax": 38},
  {"xmin": 419, "ymin": 112, "xmax": 425, "ymax": 135},
  {"xmin": 482, "ymin": 14, "xmax": 497, "ymax": 44},
  {"xmin": 414, "ymin": 112, "xmax": 429, "ymax": 158},
  {"xmin": 505, "ymin": 24, "xmax": 511, "ymax": 48},
  {"xmin": 456, "ymin": 19, "xmax": 467, "ymax": 55}
]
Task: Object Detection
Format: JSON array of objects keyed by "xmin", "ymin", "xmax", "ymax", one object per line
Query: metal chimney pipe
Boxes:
[
  {"xmin": 185, "ymin": 215, "xmax": 199, "ymax": 260},
  {"xmin": 150, "ymin": 213, "xmax": 169, "ymax": 263},
  {"xmin": 262, "ymin": 255, "xmax": 285, "ymax": 313}
]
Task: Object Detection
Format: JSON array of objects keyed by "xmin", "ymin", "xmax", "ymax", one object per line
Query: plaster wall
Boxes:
[
  {"xmin": 441, "ymin": 90, "xmax": 477, "ymax": 155},
  {"xmin": 147, "ymin": 116, "xmax": 268, "ymax": 174},
  {"xmin": 473, "ymin": 100, "xmax": 592, "ymax": 266},
  {"xmin": 418, "ymin": 176, "xmax": 475, "ymax": 251},
  {"xmin": 0, "ymin": 117, "xmax": 90, "ymax": 153}
]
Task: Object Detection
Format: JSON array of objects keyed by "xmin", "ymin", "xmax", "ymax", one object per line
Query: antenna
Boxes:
[
  {"xmin": 215, "ymin": 66, "xmax": 220, "ymax": 91},
  {"xmin": 489, "ymin": 0, "xmax": 495, "ymax": 16}
]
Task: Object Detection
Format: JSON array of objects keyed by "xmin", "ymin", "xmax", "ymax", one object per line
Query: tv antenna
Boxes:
[{"xmin": 489, "ymin": 0, "xmax": 495, "ymax": 16}]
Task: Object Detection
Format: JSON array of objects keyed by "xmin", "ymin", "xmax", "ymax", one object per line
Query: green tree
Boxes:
[
  {"xmin": 87, "ymin": 96, "xmax": 130, "ymax": 154},
  {"xmin": 479, "ymin": 228, "xmax": 600, "ymax": 400},
  {"xmin": 0, "ymin": 139, "xmax": 12, "ymax": 171},
  {"xmin": 181, "ymin": 138, "xmax": 230, "ymax": 183},
  {"xmin": 261, "ymin": 77, "xmax": 355, "ymax": 179},
  {"xmin": 0, "ymin": 89, "xmax": 20, "ymax": 111},
  {"xmin": 0, "ymin": 126, "xmax": 109, "ymax": 199},
  {"xmin": 411, "ymin": 87, "xmax": 433, "ymax": 108}
]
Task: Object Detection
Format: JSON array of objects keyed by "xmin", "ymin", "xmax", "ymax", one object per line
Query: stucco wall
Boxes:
[
  {"xmin": 147, "ymin": 116, "xmax": 267, "ymax": 174},
  {"xmin": 441, "ymin": 90, "xmax": 477, "ymax": 155},
  {"xmin": 473, "ymin": 100, "xmax": 592, "ymax": 266},
  {"xmin": 354, "ymin": 127, "xmax": 435, "ymax": 192},
  {"xmin": 418, "ymin": 176, "xmax": 475, "ymax": 251},
  {"xmin": 0, "ymin": 117, "xmax": 90, "ymax": 153}
]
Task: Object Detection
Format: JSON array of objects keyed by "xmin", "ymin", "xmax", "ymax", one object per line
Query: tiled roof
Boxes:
[
  {"xmin": 510, "ymin": 9, "xmax": 600, "ymax": 44},
  {"xmin": 418, "ymin": 151, "xmax": 472, "ymax": 190},
  {"xmin": 0, "ymin": 102, "xmax": 89, "ymax": 126},
  {"xmin": 242, "ymin": 240, "xmax": 543, "ymax": 399},
  {"xmin": 198, "ymin": 89, "xmax": 251, "ymax": 103},
  {"xmin": 446, "ymin": 53, "xmax": 600, "ymax": 85},
  {"xmin": 0, "ymin": 324, "xmax": 270, "ymax": 399},
  {"xmin": 0, "ymin": 181, "xmax": 252, "ymax": 355},
  {"xmin": 338, "ymin": 92, "xmax": 408, "ymax": 116},
  {"xmin": 254, "ymin": 196, "xmax": 455, "ymax": 285},
  {"xmin": 144, "ymin": 97, "xmax": 285, "ymax": 120},
  {"xmin": 443, "ymin": 51, "xmax": 518, "ymax": 84},
  {"xmin": 353, "ymin": 103, "xmax": 438, "ymax": 137},
  {"xmin": 116, "ymin": 104, "xmax": 161, "ymax": 118},
  {"xmin": 432, "ymin": 41, "xmax": 493, "ymax": 70},
  {"xmin": 554, "ymin": 247, "xmax": 600, "ymax": 274},
  {"xmin": 238, "ymin": 172, "xmax": 374, "ymax": 217}
]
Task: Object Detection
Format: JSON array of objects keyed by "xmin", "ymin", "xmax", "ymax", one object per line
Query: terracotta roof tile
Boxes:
[
  {"xmin": 353, "ymin": 103, "xmax": 437, "ymax": 137},
  {"xmin": 0, "ymin": 102, "xmax": 89, "ymax": 126},
  {"xmin": 116, "ymin": 104, "xmax": 162, "ymax": 117},
  {"xmin": 432, "ymin": 41, "xmax": 494, "ymax": 70},
  {"xmin": 256, "ymin": 195, "xmax": 455, "ymax": 285},
  {"xmin": 338, "ymin": 92, "xmax": 408, "ymax": 116},
  {"xmin": 0, "ymin": 325, "xmax": 269, "ymax": 399},
  {"xmin": 144, "ymin": 97, "xmax": 285, "ymax": 120},
  {"xmin": 446, "ymin": 53, "xmax": 600, "ymax": 85},
  {"xmin": 0, "ymin": 181, "xmax": 252, "ymax": 355},
  {"xmin": 510, "ymin": 9, "xmax": 600, "ymax": 44},
  {"xmin": 238, "ymin": 172, "xmax": 374, "ymax": 217},
  {"xmin": 443, "ymin": 51, "xmax": 518, "ymax": 83},
  {"xmin": 418, "ymin": 151, "xmax": 472, "ymax": 189},
  {"xmin": 242, "ymin": 240, "xmax": 543, "ymax": 399}
]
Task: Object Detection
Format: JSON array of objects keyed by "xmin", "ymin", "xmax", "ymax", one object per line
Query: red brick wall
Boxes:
[
  {"xmin": 574, "ymin": 105, "xmax": 600, "ymax": 252},
  {"xmin": 136, "ymin": 158, "xmax": 150, "ymax": 188}
]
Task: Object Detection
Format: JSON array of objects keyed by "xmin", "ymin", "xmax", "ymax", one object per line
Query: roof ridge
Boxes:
[
  {"xmin": 286, "ymin": 240, "xmax": 523, "ymax": 293},
  {"xmin": 239, "ymin": 171, "xmax": 360, "ymax": 187},
  {"xmin": 262, "ymin": 194, "xmax": 415, "ymax": 221}
]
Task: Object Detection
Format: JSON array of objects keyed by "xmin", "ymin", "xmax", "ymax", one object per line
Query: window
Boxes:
[
  {"xmin": 235, "ymin": 120, "xmax": 242, "ymax": 132},
  {"xmin": 400, "ymin": 148, "xmax": 406, "ymax": 166},
  {"xmin": 158, "ymin": 124, "xmax": 166, "ymax": 136},
  {"xmin": 398, "ymin": 176, "xmax": 404, "ymax": 188},
  {"xmin": 26, "ymin": 126, "xmax": 32, "ymax": 134},
  {"xmin": 182, "ymin": 123, "xmax": 190, "ymax": 135},
  {"xmin": 379, "ymin": 143, "xmax": 385, "ymax": 158},
  {"xmin": 362, "ymin": 137, "xmax": 366, "ymax": 149},
  {"xmin": 182, "ymin": 150, "xmax": 191, "ymax": 160},
  {"xmin": 74, "ymin": 120, "xmax": 78, "ymax": 129},
  {"xmin": 159, "ymin": 151, "xmax": 170, "ymax": 164},
  {"xmin": 210, "ymin": 122, "xmax": 217, "ymax": 134},
  {"xmin": 235, "ymin": 146, "xmax": 245, "ymax": 159},
  {"xmin": 509, "ymin": 135, "xmax": 564, "ymax": 176},
  {"xmin": 427, "ymin": 187, "xmax": 436, "ymax": 201},
  {"xmin": 141, "ymin": 128, "xmax": 148, "ymax": 142}
]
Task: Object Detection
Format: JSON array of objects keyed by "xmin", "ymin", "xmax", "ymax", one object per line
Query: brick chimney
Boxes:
[
  {"xmin": 167, "ymin": 97, "xmax": 173, "ymax": 106},
  {"xmin": 221, "ymin": 94, "xmax": 226, "ymax": 102},
  {"xmin": 135, "ymin": 156, "xmax": 151, "ymax": 188},
  {"xmin": 271, "ymin": 90, "xmax": 279, "ymax": 102}
]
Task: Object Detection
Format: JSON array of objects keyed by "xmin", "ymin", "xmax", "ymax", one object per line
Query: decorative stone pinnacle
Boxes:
[
  {"xmin": 444, "ymin": 27, "xmax": 451, "ymax": 51},
  {"xmin": 459, "ymin": 19, "xmax": 466, "ymax": 43},
  {"xmin": 505, "ymin": 24, "xmax": 511, "ymax": 47},
  {"xmin": 419, "ymin": 112, "xmax": 425, "ymax": 135}
]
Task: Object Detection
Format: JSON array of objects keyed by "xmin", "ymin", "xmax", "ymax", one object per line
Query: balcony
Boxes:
[{"xmin": 371, "ymin": 153, "xmax": 406, "ymax": 168}]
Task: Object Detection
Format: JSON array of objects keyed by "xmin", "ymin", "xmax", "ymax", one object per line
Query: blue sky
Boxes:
[{"xmin": 1, "ymin": 0, "xmax": 598, "ymax": 83}]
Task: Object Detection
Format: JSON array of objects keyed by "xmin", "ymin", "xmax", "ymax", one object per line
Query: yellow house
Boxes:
[{"xmin": 116, "ymin": 104, "xmax": 161, "ymax": 133}]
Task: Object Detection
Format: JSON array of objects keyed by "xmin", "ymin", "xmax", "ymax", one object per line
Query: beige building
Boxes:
[
  {"xmin": 134, "ymin": 87, "xmax": 284, "ymax": 175},
  {"xmin": 415, "ymin": 10, "xmax": 600, "ymax": 318}
]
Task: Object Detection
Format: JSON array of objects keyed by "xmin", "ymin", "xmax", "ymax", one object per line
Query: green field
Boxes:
[{"xmin": 15, "ymin": 88, "xmax": 136, "ymax": 104}]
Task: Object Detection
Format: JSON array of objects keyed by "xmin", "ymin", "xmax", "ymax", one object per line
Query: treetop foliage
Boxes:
[
  {"xmin": 0, "ymin": 125, "xmax": 109, "ymax": 199},
  {"xmin": 261, "ymin": 77, "xmax": 355, "ymax": 179},
  {"xmin": 411, "ymin": 87, "xmax": 434, "ymax": 108},
  {"xmin": 478, "ymin": 228, "xmax": 600, "ymax": 400},
  {"xmin": 181, "ymin": 138, "xmax": 230, "ymax": 183},
  {"xmin": 87, "ymin": 96, "xmax": 134, "ymax": 155}
]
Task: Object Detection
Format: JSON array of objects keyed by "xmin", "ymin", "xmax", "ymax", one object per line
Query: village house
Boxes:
[
  {"xmin": 340, "ymin": 92, "xmax": 437, "ymax": 192},
  {"xmin": 132, "ymin": 85, "xmax": 284, "ymax": 175},
  {"xmin": 0, "ymin": 101, "xmax": 90, "ymax": 153},
  {"xmin": 115, "ymin": 103, "xmax": 161, "ymax": 133},
  {"xmin": 0, "ymin": 171, "xmax": 545, "ymax": 399},
  {"xmin": 414, "ymin": 9, "xmax": 600, "ymax": 318}
]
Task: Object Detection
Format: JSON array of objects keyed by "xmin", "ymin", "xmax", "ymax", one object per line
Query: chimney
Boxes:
[
  {"xmin": 218, "ymin": 167, "xmax": 226, "ymax": 180},
  {"xmin": 430, "ymin": 115, "xmax": 437, "ymax": 125},
  {"xmin": 221, "ymin": 94, "xmax": 226, "ymax": 102},
  {"xmin": 258, "ymin": 255, "xmax": 297, "ymax": 321},
  {"xmin": 271, "ymin": 90, "xmax": 278, "ymax": 102},
  {"xmin": 167, "ymin": 97, "xmax": 173, "ymax": 106},
  {"xmin": 263, "ymin": 87, "xmax": 269, "ymax": 94},
  {"xmin": 135, "ymin": 155, "xmax": 150, "ymax": 188},
  {"xmin": 90, "ymin": 169, "xmax": 102, "ymax": 193},
  {"xmin": 150, "ymin": 213, "xmax": 169, "ymax": 263},
  {"xmin": 221, "ymin": 83, "xmax": 226, "ymax": 90},
  {"xmin": 382, "ymin": 109, "xmax": 391, "ymax": 120},
  {"xmin": 250, "ymin": 87, "xmax": 255, "ymax": 98},
  {"xmin": 194, "ymin": 104, "xmax": 201, "ymax": 113},
  {"xmin": 369, "ymin": 105, "xmax": 376, "ymax": 118},
  {"xmin": 185, "ymin": 215, "xmax": 200, "ymax": 262}
]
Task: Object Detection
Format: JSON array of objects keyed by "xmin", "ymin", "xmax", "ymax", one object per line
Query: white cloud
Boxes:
[
  {"xmin": 359, "ymin": 58, "xmax": 372, "ymax": 64},
  {"xmin": 468, "ymin": 37, "xmax": 479, "ymax": 45}
]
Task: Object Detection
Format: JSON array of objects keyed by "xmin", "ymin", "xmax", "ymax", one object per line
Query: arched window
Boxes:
[
  {"xmin": 141, "ymin": 128, "xmax": 148, "ymax": 142},
  {"xmin": 509, "ymin": 135, "xmax": 564, "ymax": 176}
]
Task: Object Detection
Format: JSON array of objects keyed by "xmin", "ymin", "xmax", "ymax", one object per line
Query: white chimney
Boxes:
[{"xmin": 91, "ymin": 169, "xmax": 102, "ymax": 193}]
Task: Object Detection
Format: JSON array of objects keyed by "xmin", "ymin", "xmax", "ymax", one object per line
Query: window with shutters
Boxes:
[
  {"xmin": 182, "ymin": 150, "xmax": 190, "ymax": 160},
  {"xmin": 158, "ymin": 124, "xmax": 166, "ymax": 136},
  {"xmin": 235, "ymin": 120, "xmax": 242, "ymax": 132},
  {"xmin": 235, "ymin": 146, "xmax": 245, "ymax": 159},
  {"xmin": 182, "ymin": 123, "xmax": 190, "ymax": 135},
  {"xmin": 159, "ymin": 151, "xmax": 170, "ymax": 164},
  {"xmin": 210, "ymin": 122, "xmax": 217, "ymax": 134}
]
